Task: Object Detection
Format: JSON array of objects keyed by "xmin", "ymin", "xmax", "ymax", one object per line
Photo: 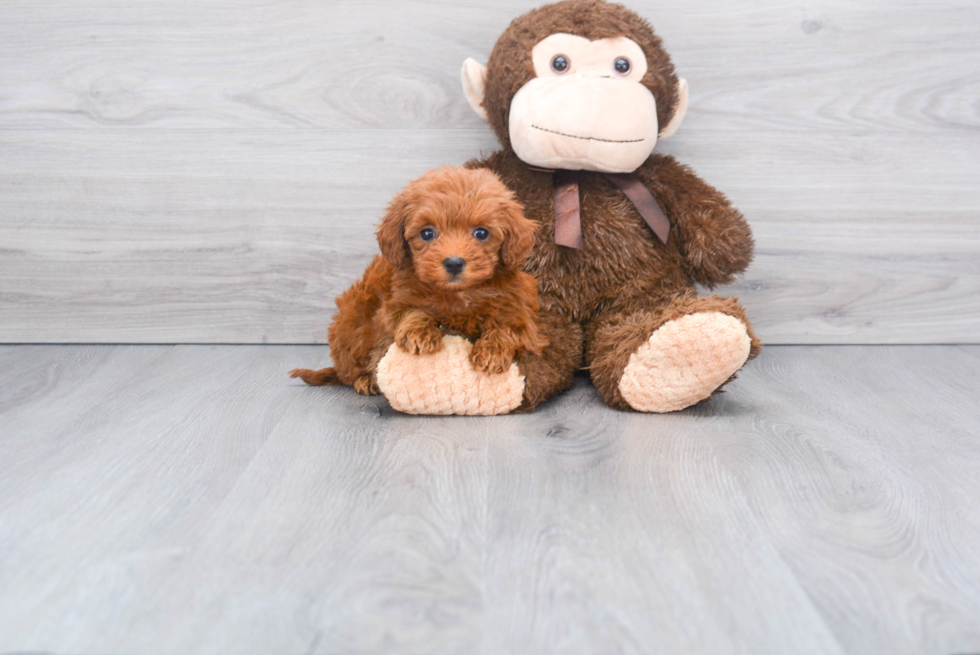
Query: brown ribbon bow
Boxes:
[{"xmin": 546, "ymin": 169, "xmax": 671, "ymax": 250}]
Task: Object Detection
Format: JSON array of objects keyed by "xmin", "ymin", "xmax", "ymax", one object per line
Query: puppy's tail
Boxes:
[{"xmin": 289, "ymin": 367, "xmax": 342, "ymax": 386}]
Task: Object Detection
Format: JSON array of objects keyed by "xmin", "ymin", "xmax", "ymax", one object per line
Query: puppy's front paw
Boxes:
[
  {"xmin": 397, "ymin": 325, "xmax": 444, "ymax": 355},
  {"xmin": 470, "ymin": 339, "xmax": 515, "ymax": 375}
]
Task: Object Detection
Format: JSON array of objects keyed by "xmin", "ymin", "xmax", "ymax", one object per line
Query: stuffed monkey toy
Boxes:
[{"xmin": 374, "ymin": 0, "xmax": 761, "ymax": 415}]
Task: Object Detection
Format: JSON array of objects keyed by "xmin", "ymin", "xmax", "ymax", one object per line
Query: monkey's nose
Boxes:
[{"xmin": 443, "ymin": 257, "xmax": 466, "ymax": 275}]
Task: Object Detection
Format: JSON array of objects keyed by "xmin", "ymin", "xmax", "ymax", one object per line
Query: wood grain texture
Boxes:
[
  {"xmin": 0, "ymin": 0, "xmax": 978, "ymax": 344},
  {"xmin": 1, "ymin": 129, "xmax": 977, "ymax": 344},
  {"xmin": 0, "ymin": 0, "xmax": 976, "ymax": 133},
  {"xmin": 1, "ymin": 344, "xmax": 979, "ymax": 653}
]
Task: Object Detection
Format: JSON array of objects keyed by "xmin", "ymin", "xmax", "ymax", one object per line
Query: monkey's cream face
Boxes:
[{"xmin": 508, "ymin": 33, "xmax": 659, "ymax": 173}]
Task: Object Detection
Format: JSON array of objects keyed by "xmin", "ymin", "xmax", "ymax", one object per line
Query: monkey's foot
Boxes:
[
  {"xmin": 376, "ymin": 335, "xmax": 525, "ymax": 416},
  {"xmin": 618, "ymin": 311, "xmax": 751, "ymax": 413}
]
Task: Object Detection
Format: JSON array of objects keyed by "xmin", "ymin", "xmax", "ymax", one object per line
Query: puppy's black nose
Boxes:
[{"xmin": 443, "ymin": 257, "xmax": 466, "ymax": 275}]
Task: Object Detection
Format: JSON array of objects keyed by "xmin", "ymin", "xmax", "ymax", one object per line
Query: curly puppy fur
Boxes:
[{"xmin": 290, "ymin": 166, "xmax": 548, "ymax": 394}]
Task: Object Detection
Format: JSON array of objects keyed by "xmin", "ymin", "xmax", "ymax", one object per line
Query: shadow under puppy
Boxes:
[{"xmin": 291, "ymin": 166, "xmax": 548, "ymax": 396}]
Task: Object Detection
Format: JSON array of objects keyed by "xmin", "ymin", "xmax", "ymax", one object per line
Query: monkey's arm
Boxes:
[{"xmin": 639, "ymin": 155, "xmax": 754, "ymax": 289}]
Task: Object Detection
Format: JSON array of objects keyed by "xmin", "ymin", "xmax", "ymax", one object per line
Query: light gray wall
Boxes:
[{"xmin": 1, "ymin": 0, "xmax": 977, "ymax": 344}]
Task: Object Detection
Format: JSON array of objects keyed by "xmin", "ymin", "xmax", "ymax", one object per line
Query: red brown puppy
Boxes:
[{"xmin": 290, "ymin": 166, "xmax": 547, "ymax": 398}]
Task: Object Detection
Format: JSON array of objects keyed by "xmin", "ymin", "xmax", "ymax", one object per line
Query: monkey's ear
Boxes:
[
  {"xmin": 658, "ymin": 78, "xmax": 688, "ymax": 139},
  {"xmin": 461, "ymin": 58, "xmax": 489, "ymax": 122},
  {"xmin": 499, "ymin": 202, "xmax": 536, "ymax": 269},
  {"xmin": 376, "ymin": 192, "xmax": 412, "ymax": 269}
]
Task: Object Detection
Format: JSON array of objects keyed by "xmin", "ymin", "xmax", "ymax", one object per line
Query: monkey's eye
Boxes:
[
  {"xmin": 614, "ymin": 57, "xmax": 631, "ymax": 75},
  {"xmin": 419, "ymin": 227, "xmax": 437, "ymax": 242},
  {"xmin": 550, "ymin": 55, "xmax": 570, "ymax": 74},
  {"xmin": 473, "ymin": 227, "xmax": 490, "ymax": 241}
]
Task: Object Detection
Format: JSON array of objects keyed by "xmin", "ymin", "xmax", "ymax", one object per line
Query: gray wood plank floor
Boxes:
[{"xmin": 1, "ymin": 344, "xmax": 979, "ymax": 654}]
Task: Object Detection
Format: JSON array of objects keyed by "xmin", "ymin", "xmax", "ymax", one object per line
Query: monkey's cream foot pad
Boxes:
[
  {"xmin": 377, "ymin": 335, "xmax": 524, "ymax": 415},
  {"xmin": 619, "ymin": 311, "xmax": 752, "ymax": 413}
]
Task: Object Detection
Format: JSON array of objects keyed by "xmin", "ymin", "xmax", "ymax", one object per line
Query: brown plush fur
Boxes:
[
  {"xmin": 484, "ymin": 0, "xmax": 679, "ymax": 150},
  {"xmin": 290, "ymin": 167, "xmax": 548, "ymax": 393},
  {"xmin": 463, "ymin": 0, "xmax": 761, "ymax": 411}
]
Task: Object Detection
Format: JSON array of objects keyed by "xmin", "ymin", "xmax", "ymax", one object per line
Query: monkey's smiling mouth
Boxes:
[{"xmin": 530, "ymin": 124, "xmax": 646, "ymax": 144}]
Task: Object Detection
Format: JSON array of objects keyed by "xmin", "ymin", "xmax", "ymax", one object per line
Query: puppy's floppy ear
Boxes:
[
  {"xmin": 376, "ymin": 189, "xmax": 413, "ymax": 269},
  {"xmin": 499, "ymin": 197, "xmax": 537, "ymax": 269}
]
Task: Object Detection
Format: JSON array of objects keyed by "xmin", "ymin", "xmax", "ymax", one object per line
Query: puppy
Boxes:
[{"xmin": 290, "ymin": 166, "xmax": 547, "ymax": 395}]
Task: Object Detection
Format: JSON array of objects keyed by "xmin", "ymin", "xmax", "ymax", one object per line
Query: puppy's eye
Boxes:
[
  {"xmin": 551, "ymin": 55, "xmax": 570, "ymax": 74},
  {"xmin": 614, "ymin": 57, "xmax": 631, "ymax": 75},
  {"xmin": 473, "ymin": 227, "xmax": 490, "ymax": 241},
  {"xmin": 419, "ymin": 228, "xmax": 436, "ymax": 242}
]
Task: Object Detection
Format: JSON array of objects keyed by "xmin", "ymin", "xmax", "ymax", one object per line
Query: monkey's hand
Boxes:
[
  {"xmin": 641, "ymin": 156, "xmax": 754, "ymax": 289},
  {"xmin": 676, "ymin": 200, "xmax": 754, "ymax": 288}
]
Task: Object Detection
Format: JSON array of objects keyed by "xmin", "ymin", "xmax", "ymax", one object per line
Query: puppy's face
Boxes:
[
  {"xmin": 405, "ymin": 209, "xmax": 499, "ymax": 289},
  {"xmin": 377, "ymin": 167, "xmax": 536, "ymax": 291}
]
